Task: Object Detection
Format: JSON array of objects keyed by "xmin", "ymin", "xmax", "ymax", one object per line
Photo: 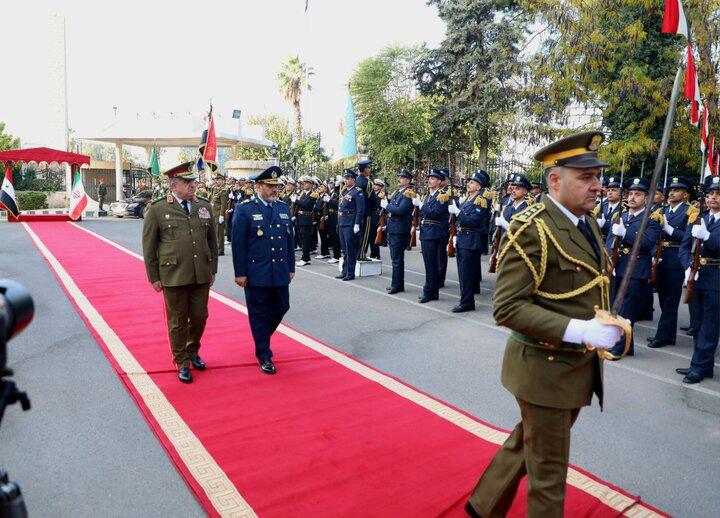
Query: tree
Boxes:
[
  {"xmin": 277, "ymin": 56, "xmax": 314, "ymax": 141},
  {"xmin": 0, "ymin": 122, "xmax": 20, "ymax": 151},
  {"xmin": 416, "ymin": 0, "xmax": 529, "ymax": 168},
  {"xmin": 351, "ymin": 45, "xmax": 435, "ymax": 176}
]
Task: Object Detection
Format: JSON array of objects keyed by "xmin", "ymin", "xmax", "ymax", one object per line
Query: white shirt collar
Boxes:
[
  {"xmin": 629, "ymin": 207, "xmax": 645, "ymax": 217},
  {"xmin": 172, "ymin": 193, "xmax": 190, "ymax": 208},
  {"xmin": 546, "ymin": 194, "xmax": 583, "ymax": 226},
  {"xmin": 256, "ymin": 194, "xmax": 270, "ymax": 207},
  {"xmin": 608, "ymin": 201, "xmax": 619, "ymax": 210}
]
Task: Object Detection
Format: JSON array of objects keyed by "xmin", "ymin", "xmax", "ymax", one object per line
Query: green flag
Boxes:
[{"xmin": 147, "ymin": 147, "xmax": 160, "ymax": 177}]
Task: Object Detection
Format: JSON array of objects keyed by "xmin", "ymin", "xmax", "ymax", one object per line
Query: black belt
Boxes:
[
  {"xmin": 297, "ymin": 210, "xmax": 312, "ymax": 215},
  {"xmin": 700, "ymin": 257, "xmax": 720, "ymax": 266},
  {"xmin": 421, "ymin": 219, "xmax": 443, "ymax": 225},
  {"xmin": 512, "ymin": 331, "xmax": 587, "ymax": 352},
  {"xmin": 457, "ymin": 227, "xmax": 478, "ymax": 233},
  {"xmin": 339, "ymin": 211, "xmax": 356, "ymax": 216},
  {"xmin": 388, "ymin": 215, "xmax": 411, "ymax": 221},
  {"xmin": 662, "ymin": 241, "xmax": 679, "ymax": 248}
]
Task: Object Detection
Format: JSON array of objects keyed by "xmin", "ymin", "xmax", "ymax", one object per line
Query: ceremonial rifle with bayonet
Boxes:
[
  {"xmin": 447, "ymin": 165, "xmax": 457, "ymax": 258},
  {"xmin": 488, "ymin": 176, "xmax": 505, "ymax": 273},
  {"xmin": 650, "ymin": 159, "xmax": 670, "ymax": 285},
  {"xmin": 610, "ymin": 159, "xmax": 626, "ymax": 268}
]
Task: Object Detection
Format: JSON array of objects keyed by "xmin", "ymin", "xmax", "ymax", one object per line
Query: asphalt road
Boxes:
[{"xmin": 2, "ymin": 218, "xmax": 719, "ymax": 517}]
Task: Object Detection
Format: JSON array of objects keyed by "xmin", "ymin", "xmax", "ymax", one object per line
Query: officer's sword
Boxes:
[{"xmin": 594, "ymin": 67, "xmax": 684, "ymax": 357}]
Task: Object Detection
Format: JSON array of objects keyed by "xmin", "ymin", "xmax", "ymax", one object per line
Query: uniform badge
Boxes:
[
  {"xmin": 588, "ymin": 134, "xmax": 603, "ymax": 151},
  {"xmin": 167, "ymin": 195, "xmax": 174, "ymax": 203},
  {"xmin": 165, "ymin": 214, "xmax": 170, "ymax": 219},
  {"xmin": 280, "ymin": 213, "xmax": 289, "ymax": 220},
  {"xmin": 198, "ymin": 207, "xmax": 211, "ymax": 219},
  {"xmin": 633, "ymin": 178, "xmax": 640, "ymax": 185},
  {"xmin": 252, "ymin": 214, "xmax": 264, "ymax": 221},
  {"xmin": 257, "ymin": 227, "xmax": 264, "ymax": 237}
]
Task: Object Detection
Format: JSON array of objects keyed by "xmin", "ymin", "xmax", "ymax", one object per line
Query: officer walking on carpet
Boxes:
[
  {"xmin": 466, "ymin": 131, "xmax": 624, "ymax": 518},
  {"xmin": 142, "ymin": 161, "xmax": 218, "ymax": 384},
  {"xmin": 231, "ymin": 166, "xmax": 295, "ymax": 375}
]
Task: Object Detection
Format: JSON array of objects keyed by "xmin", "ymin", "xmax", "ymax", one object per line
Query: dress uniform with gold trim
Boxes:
[{"xmin": 142, "ymin": 161, "xmax": 218, "ymax": 384}]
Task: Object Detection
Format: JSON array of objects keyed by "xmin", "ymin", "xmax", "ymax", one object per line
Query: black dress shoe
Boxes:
[
  {"xmin": 178, "ymin": 366, "xmax": 192, "ymax": 383},
  {"xmin": 683, "ymin": 371, "xmax": 705, "ymax": 384},
  {"xmin": 342, "ymin": 275, "xmax": 355, "ymax": 281},
  {"xmin": 335, "ymin": 274, "xmax": 347, "ymax": 279},
  {"xmin": 648, "ymin": 339, "xmax": 674, "ymax": 349},
  {"xmin": 676, "ymin": 367, "xmax": 691, "ymax": 376},
  {"xmin": 465, "ymin": 502, "xmax": 482, "ymax": 517},
  {"xmin": 418, "ymin": 295, "xmax": 438, "ymax": 303},
  {"xmin": 686, "ymin": 327, "xmax": 697, "ymax": 336},
  {"xmin": 452, "ymin": 305, "xmax": 475, "ymax": 313},
  {"xmin": 439, "ymin": 283, "xmax": 445, "ymax": 288},
  {"xmin": 259, "ymin": 359, "xmax": 276, "ymax": 375},
  {"xmin": 218, "ymin": 251, "xmax": 225, "ymax": 256},
  {"xmin": 646, "ymin": 336, "xmax": 655, "ymax": 342},
  {"xmin": 680, "ymin": 325, "xmax": 691, "ymax": 331},
  {"xmin": 191, "ymin": 356, "xmax": 206, "ymax": 370},
  {"xmin": 387, "ymin": 288, "xmax": 404, "ymax": 294}
]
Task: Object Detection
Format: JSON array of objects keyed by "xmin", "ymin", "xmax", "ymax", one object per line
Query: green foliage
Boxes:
[
  {"xmin": 1, "ymin": 165, "xmax": 64, "ymax": 191},
  {"xmin": 16, "ymin": 191, "xmax": 48, "ymax": 210},
  {"xmin": 80, "ymin": 142, "xmax": 137, "ymax": 165},
  {"xmin": 0, "ymin": 122, "xmax": 20, "ymax": 151},
  {"xmin": 351, "ymin": 45, "xmax": 435, "ymax": 176},
  {"xmin": 277, "ymin": 56, "xmax": 314, "ymax": 140}
]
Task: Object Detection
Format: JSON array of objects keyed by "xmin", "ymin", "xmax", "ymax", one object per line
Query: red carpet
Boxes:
[{"xmin": 24, "ymin": 221, "xmax": 665, "ymax": 517}]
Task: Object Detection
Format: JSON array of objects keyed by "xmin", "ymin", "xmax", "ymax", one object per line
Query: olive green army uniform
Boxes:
[
  {"xmin": 142, "ymin": 194, "xmax": 218, "ymax": 368},
  {"xmin": 468, "ymin": 197, "xmax": 609, "ymax": 517},
  {"xmin": 210, "ymin": 186, "xmax": 229, "ymax": 254}
]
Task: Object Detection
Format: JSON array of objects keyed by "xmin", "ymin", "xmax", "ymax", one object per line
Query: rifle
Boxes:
[
  {"xmin": 375, "ymin": 206, "xmax": 386, "ymax": 245},
  {"xmin": 684, "ymin": 234, "xmax": 702, "ymax": 304},
  {"xmin": 319, "ymin": 199, "xmax": 328, "ymax": 231},
  {"xmin": 610, "ymin": 160, "xmax": 626, "ymax": 269},
  {"xmin": 488, "ymin": 191, "xmax": 502, "ymax": 273},
  {"xmin": 650, "ymin": 159, "xmax": 669, "ymax": 285},
  {"xmin": 411, "ymin": 204, "xmax": 419, "ymax": 248},
  {"xmin": 447, "ymin": 172, "xmax": 456, "ymax": 257}
]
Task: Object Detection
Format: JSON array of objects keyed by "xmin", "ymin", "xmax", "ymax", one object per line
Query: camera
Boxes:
[{"xmin": 1, "ymin": 280, "xmax": 35, "ymax": 518}]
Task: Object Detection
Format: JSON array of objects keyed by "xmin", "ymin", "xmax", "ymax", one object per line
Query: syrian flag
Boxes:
[
  {"xmin": 662, "ymin": 0, "xmax": 689, "ymax": 38},
  {"xmin": 0, "ymin": 163, "xmax": 20, "ymax": 217},
  {"xmin": 198, "ymin": 104, "xmax": 218, "ymax": 175},
  {"xmin": 69, "ymin": 167, "xmax": 87, "ymax": 221},
  {"xmin": 700, "ymin": 104, "xmax": 709, "ymax": 152},
  {"xmin": 685, "ymin": 42, "xmax": 701, "ymax": 126}
]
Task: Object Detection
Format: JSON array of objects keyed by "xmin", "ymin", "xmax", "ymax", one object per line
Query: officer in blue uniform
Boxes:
[
  {"xmin": 231, "ymin": 166, "xmax": 295, "ymax": 375},
  {"xmin": 356, "ymin": 158, "xmax": 376, "ymax": 261},
  {"xmin": 593, "ymin": 176, "xmax": 623, "ymax": 239},
  {"xmin": 648, "ymin": 176, "xmax": 698, "ymax": 348},
  {"xmin": 605, "ymin": 176, "xmax": 661, "ymax": 358},
  {"xmin": 437, "ymin": 169, "xmax": 455, "ymax": 288},
  {"xmin": 677, "ymin": 175, "xmax": 720, "ymax": 384},
  {"xmin": 448, "ymin": 170, "xmax": 491, "ymax": 312},
  {"xmin": 495, "ymin": 173, "xmax": 531, "ymax": 233},
  {"xmin": 337, "ymin": 169, "xmax": 366, "ymax": 281},
  {"xmin": 381, "ymin": 168, "xmax": 415, "ymax": 294},
  {"xmin": 415, "ymin": 169, "xmax": 450, "ymax": 303}
]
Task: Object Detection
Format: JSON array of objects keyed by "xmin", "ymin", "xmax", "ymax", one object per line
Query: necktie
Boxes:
[
  {"xmin": 577, "ymin": 219, "xmax": 600, "ymax": 262},
  {"xmin": 181, "ymin": 200, "xmax": 189, "ymax": 215}
]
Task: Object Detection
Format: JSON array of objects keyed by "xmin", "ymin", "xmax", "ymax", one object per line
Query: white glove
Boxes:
[
  {"xmin": 381, "ymin": 226, "xmax": 387, "ymax": 231},
  {"xmin": 448, "ymin": 202, "xmax": 460, "ymax": 215},
  {"xmin": 412, "ymin": 197, "xmax": 422, "ymax": 208},
  {"xmin": 691, "ymin": 219, "xmax": 710, "ymax": 241},
  {"xmin": 684, "ymin": 267, "xmax": 691, "ymax": 285},
  {"xmin": 335, "ymin": 180, "xmax": 341, "ymax": 187},
  {"xmin": 565, "ymin": 318, "xmax": 623, "ymax": 350},
  {"xmin": 380, "ymin": 198, "xmax": 389, "ymax": 209},
  {"xmin": 453, "ymin": 236, "xmax": 457, "ymax": 247},
  {"xmin": 353, "ymin": 224, "xmax": 360, "ymax": 234},
  {"xmin": 323, "ymin": 194, "xmax": 330, "ymax": 202},
  {"xmin": 218, "ymin": 216, "xmax": 224, "ymax": 224},
  {"xmin": 663, "ymin": 219, "xmax": 674, "ymax": 236},
  {"xmin": 495, "ymin": 215, "xmax": 509, "ymax": 230},
  {"xmin": 291, "ymin": 216, "xmax": 296, "ymax": 222},
  {"xmin": 596, "ymin": 216, "xmax": 606, "ymax": 228},
  {"xmin": 611, "ymin": 223, "xmax": 626, "ymax": 238}
]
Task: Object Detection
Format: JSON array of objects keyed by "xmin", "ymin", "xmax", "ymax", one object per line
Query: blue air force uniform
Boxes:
[
  {"xmin": 677, "ymin": 175, "xmax": 720, "ymax": 383},
  {"xmin": 231, "ymin": 167, "xmax": 295, "ymax": 370},
  {"xmin": 338, "ymin": 169, "xmax": 366, "ymax": 280},
  {"xmin": 419, "ymin": 170, "xmax": 450, "ymax": 301},
  {"xmin": 605, "ymin": 177, "xmax": 661, "ymax": 357},
  {"xmin": 385, "ymin": 169, "xmax": 415, "ymax": 292},
  {"xmin": 453, "ymin": 170, "xmax": 491, "ymax": 312},
  {"xmin": 651, "ymin": 177, "xmax": 698, "ymax": 347}
]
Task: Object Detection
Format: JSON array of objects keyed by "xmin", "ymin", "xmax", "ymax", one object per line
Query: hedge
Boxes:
[{"xmin": 16, "ymin": 191, "xmax": 49, "ymax": 210}]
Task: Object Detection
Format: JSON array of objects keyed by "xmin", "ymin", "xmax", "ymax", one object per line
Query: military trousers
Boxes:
[
  {"xmin": 609, "ymin": 276, "xmax": 644, "ymax": 356},
  {"xmin": 215, "ymin": 220, "xmax": 226, "ymax": 254},
  {"xmin": 244, "ymin": 285, "xmax": 290, "ymax": 361},
  {"xmin": 369, "ymin": 212, "xmax": 381, "ymax": 259},
  {"xmin": 388, "ymin": 233, "xmax": 411, "ymax": 290},
  {"xmin": 98, "ymin": 195, "xmax": 106, "ymax": 211},
  {"xmin": 162, "ymin": 283, "xmax": 211, "ymax": 368},
  {"xmin": 654, "ymin": 266, "xmax": 684, "ymax": 343},
  {"xmin": 437, "ymin": 237, "xmax": 449, "ymax": 287},
  {"xmin": 359, "ymin": 216, "xmax": 372, "ymax": 260},
  {"xmin": 298, "ymin": 225, "xmax": 314, "ymax": 262},
  {"xmin": 467, "ymin": 398, "xmax": 581, "ymax": 518},
  {"xmin": 421, "ymin": 238, "xmax": 443, "ymax": 298},
  {"xmin": 339, "ymin": 225, "xmax": 360, "ymax": 277},
  {"xmin": 456, "ymin": 247, "xmax": 481, "ymax": 309},
  {"xmin": 690, "ymin": 285, "xmax": 720, "ymax": 377}
]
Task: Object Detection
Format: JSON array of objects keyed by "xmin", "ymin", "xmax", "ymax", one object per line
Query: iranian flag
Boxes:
[
  {"xmin": 0, "ymin": 163, "xmax": 20, "ymax": 217},
  {"xmin": 69, "ymin": 167, "xmax": 87, "ymax": 221},
  {"xmin": 662, "ymin": 0, "xmax": 688, "ymax": 38},
  {"xmin": 685, "ymin": 42, "xmax": 701, "ymax": 126}
]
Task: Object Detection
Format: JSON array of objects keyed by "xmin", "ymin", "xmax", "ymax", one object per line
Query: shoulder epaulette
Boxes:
[
  {"xmin": 650, "ymin": 209, "xmax": 664, "ymax": 225},
  {"xmin": 310, "ymin": 192, "xmax": 319, "ymax": 199},
  {"xmin": 404, "ymin": 189, "xmax": 416, "ymax": 199},
  {"xmin": 483, "ymin": 190, "xmax": 496, "ymax": 200},
  {"xmin": 474, "ymin": 196, "xmax": 488, "ymax": 209},
  {"xmin": 196, "ymin": 195, "xmax": 209, "ymax": 202},
  {"xmin": 436, "ymin": 190, "xmax": 451, "ymax": 203},
  {"xmin": 687, "ymin": 205, "xmax": 700, "ymax": 224},
  {"xmin": 525, "ymin": 196, "xmax": 536, "ymax": 206},
  {"xmin": 276, "ymin": 199, "xmax": 287, "ymax": 205},
  {"xmin": 240, "ymin": 198, "xmax": 252, "ymax": 205},
  {"xmin": 513, "ymin": 203, "xmax": 545, "ymax": 223},
  {"xmin": 150, "ymin": 196, "xmax": 165, "ymax": 204}
]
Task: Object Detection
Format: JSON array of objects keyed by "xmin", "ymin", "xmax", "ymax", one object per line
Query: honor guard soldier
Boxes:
[
  {"xmin": 381, "ymin": 168, "xmax": 415, "ymax": 294},
  {"xmin": 414, "ymin": 169, "xmax": 450, "ymax": 303},
  {"xmin": 604, "ymin": 176, "xmax": 661, "ymax": 358},
  {"xmin": 594, "ymin": 175, "xmax": 623, "ymax": 239},
  {"xmin": 648, "ymin": 176, "xmax": 698, "ymax": 348},
  {"xmin": 210, "ymin": 175, "xmax": 229, "ymax": 255},
  {"xmin": 437, "ymin": 169, "xmax": 456, "ymax": 288},
  {"xmin": 448, "ymin": 170, "xmax": 490, "ymax": 312},
  {"xmin": 142, "ymin": 161, "xmax": 218, "ymax": 384},
  {"xmin": 356, "ymin": 158, "xmax": 377, "ymax": 260},
  {"xmin": 294, "ymin": 177, "xmax": 319, "ymax": 266},
  {"xmin": 337, "ymin": 169, "xmax": 366, "ymax": 280},
  {"xmin": 97, "ymin": 178, "xmax": 107, "ymax": 212},
  {"xmin": 321, "ymin": 180, "xmax": 342, "ymax": 264},
  {"xmin": 531, "ymin": 181, "xmax": 543, "ymax": 204},
  {"xmin": 677, "ymin": 175, "xmax": 720, "ymax": 384},
  {"xmin": 370, "ymin": 178, "xmax": 387, "ymax": 259},
  {"xmin": 494, "ymin": 173, "xmax": 531, "ymax": 233},
  {"xmin": 466, "ymin": 131, "xmax": 624, "ymax": 518},
  {"xmin": 231, "ymin": 166, "xmax": 295, "ymax": 375}
]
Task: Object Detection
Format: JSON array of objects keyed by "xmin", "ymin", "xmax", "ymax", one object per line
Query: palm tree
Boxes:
[{"xmin": 277, "ymin": 56, "xmax": 314, "ymax": 141}]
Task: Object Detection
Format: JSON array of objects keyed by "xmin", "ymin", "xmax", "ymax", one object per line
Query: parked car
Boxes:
[{"xmin": 109, "ymin": 190, "xmax": 153, "ymax": 218}]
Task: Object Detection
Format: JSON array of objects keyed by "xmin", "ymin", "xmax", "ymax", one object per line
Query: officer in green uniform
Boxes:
[
  {"xmin": 142, "ymin": 161, "xmax": 218, "ymax": 384},
  {"xmin": 210, "ymin": 175, "xmax": 229, "ymax": 256},
  {"xmin": 466, "ymin": 132, "xmax": 624, "ymax": 518}
]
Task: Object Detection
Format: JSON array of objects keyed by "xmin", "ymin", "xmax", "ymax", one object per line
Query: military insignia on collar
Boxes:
[
  {"xmin": 280, "ymin": 213, "xmax": 289, "ymax": 219},
  {"xmin": 167, "ymin": 195, "xmax": 174, "ymax": 203},
  {"xmin": 198, "ymin": 207, "xmax": 211, "ymax": 219},
  {"xmin": 588, "ymin": 134, "xmax": 603, "ymax": 151}
]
